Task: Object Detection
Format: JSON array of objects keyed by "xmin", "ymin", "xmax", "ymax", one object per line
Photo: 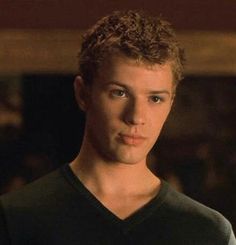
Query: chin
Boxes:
[
  {"xmin": 118, "ymin": 145, "xmax": 151, "ymax": 165},
  {"xmin": 99, "ymin": 142, "xmax": 150, "ymax": 165},
  {"xmin": 109, "ymin": 151, "xmax": 147, "ymax": 165}
]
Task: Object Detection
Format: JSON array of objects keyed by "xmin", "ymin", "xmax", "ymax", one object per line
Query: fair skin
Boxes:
[{"xmin": 70, "ymin": 55, "xmax": 174, "ymax": 219}]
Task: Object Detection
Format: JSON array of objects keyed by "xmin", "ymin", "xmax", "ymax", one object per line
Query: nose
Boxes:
[{"xmin": 123, "ymin": 97, "xmax": 146, "ymax": 126}]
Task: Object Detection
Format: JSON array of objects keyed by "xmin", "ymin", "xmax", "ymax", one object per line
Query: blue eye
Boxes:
[{"xmin": 111, "ymin": 89, "xmax": 127, "ymax": 98}]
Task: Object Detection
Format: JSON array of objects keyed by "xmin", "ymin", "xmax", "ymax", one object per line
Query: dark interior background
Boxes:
[
  {"xmin": 0, "ymin": 0, "xmax": 236, "ymax": 31},
  {"xmin": 0, "ymin": 0, "xmax": 236, "ymax": 232}
]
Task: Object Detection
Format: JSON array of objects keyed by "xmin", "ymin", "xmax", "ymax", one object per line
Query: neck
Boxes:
[
  {"xmin": 70, "ymin": 138, "xmax": 160, "ymax": 196},
  {"xmin": 70, "ymin": 136, "xmax": 161, "ymax": 220}
]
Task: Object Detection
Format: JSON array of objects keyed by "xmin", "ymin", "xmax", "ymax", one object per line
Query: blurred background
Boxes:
[{"xmin": 0, "ymin": 0, "xmax": 236, "ymax": 231}]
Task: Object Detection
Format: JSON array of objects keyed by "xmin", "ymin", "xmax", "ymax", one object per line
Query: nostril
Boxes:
[{"xmin": 123, "ymin": 101, "xmax": 146, "ymax": 126}]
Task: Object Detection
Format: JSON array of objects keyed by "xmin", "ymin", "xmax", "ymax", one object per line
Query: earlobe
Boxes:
[{"xmin": 74, "ymin": 76, "xmax": 88, "ymax": 111}]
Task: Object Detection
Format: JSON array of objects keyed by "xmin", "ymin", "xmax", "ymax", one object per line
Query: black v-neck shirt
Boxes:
[
  {"xmin": 0, "ymin": 164, "xmax": 235, "ymax": 245},
  {"xmin": 62, "ymin": 164, "xmax": 169, "ymax": 232}
]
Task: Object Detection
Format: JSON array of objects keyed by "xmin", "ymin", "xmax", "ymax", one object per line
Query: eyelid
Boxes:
[
  {"xmin": 110, "ymin": 88, "xmax": 128, "ymax": 98},
  {"xmin": 149, "ymin": 95, "xmax": 165, "ymax": 103}
]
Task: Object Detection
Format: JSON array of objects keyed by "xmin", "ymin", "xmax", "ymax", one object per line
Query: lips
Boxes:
[{"xmin": 118, "ymin": 133, "xmax": 146, "ymax": 146}]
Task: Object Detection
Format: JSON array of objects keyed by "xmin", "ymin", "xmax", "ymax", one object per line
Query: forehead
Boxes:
[{"xmin": 95, "ymin": 55, "xmax": 174, "ymax": 91}]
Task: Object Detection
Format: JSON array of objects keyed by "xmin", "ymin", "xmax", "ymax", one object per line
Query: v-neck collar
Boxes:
[{"xmin": 61, "ymin": 164, "xmax": 169, "ymax": 232}]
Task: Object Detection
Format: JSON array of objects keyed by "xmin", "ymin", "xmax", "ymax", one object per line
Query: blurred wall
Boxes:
[{"xmin": 0, "ymin": 0, "xmax": 236, "ymax": 31}]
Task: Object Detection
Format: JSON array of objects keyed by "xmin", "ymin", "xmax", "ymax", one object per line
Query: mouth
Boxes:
[{"xmin": 118, "ymin": 133, "xmax": 146, "ymax": 146}]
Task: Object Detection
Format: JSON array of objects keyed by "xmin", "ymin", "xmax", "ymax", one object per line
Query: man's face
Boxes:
[{"xmin": 81, "ymin": 56, "xmax": 173, "ymax": 165}]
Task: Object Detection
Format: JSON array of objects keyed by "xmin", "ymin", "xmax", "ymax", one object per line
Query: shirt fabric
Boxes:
[{"xmin": 0, "ymin": 164, "xmax": 235, "ymax": 245}]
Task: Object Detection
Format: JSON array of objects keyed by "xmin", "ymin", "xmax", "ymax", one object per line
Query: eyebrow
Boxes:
[{"xmin": 104, "ymin": 81, "xmax": 171, "ymax": 97}]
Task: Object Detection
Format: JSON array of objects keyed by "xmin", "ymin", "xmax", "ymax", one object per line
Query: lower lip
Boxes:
[{"xmin": 119, "ymin": 135, "xmax": 145, "ymax": 146}]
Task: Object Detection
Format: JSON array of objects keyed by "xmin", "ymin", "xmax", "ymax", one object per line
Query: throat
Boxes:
[
  {"xmin": 96, "ymin": 186, "xmax": 160, "ymax": 220},
  {"xmin": 70, "ymin": 158, "xmax": 161, "ymax": 219}
]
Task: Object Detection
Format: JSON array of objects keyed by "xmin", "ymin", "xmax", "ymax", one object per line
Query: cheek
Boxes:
[
  {"xmin": 87, "ymin": 102, "xmax": 120, "ymax": 132},
  {"xmin": 96, "ymin": 98, "xmax": 124, "ymax": 121},
  {"xmin": 149, "ymin": 107, "xmax": 171, "ymax": 131}
]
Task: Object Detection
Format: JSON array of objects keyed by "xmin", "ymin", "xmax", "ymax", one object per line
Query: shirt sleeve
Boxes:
[
  {"xmin": 0, "ymin": 200, "xmax": 11, "ymax": 245},
  {"xmin": 228, "ymin": 229, "xmax": 236, "ymax": 245}
]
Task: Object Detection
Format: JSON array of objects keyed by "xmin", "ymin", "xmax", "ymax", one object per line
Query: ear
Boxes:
[{"xmin": 74, "ymin": 76, "xmax": 89, "ymax": 111}]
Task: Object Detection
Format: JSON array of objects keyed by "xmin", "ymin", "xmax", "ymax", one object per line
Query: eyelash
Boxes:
[
  {"xmin": 110, "ymin": 89, "xmax": 127, "ymax": 98},
  {"xmin": 149, "ymin": 95, "xmax": 164, "ymax": 104},
  {"xmin": 110, "ymin": 89, "xmax": 164, "ymax": 104}
]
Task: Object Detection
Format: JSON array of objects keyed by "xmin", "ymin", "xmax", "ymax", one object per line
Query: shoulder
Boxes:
[
  {"xmin": 160, "ymin": 181, "xmax": 234, "ymax": 244},
  {"xmin": 0, "ymin": 165, "xmax": 72, "ymax": 215},
  {"xmin": 0, "ymin": 165, "xmax": 76, "ymax": 242},
  {"xmin": 164, "ymin": 183, "xmax": 227, "ymax": 223},
  {"xmin": 0, "ymin": 168, "xmax": 62, "ymax": 244}
]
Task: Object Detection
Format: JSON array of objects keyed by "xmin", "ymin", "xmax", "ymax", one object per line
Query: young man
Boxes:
[{"xmin": 0, "ymin": 10, "xmax": 235, "ymax": 244}]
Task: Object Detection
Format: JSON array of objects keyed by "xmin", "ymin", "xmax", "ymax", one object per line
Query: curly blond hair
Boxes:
[{"xmin": 78, "ymin": 10, "xmax": 185, "ymax": 87}]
